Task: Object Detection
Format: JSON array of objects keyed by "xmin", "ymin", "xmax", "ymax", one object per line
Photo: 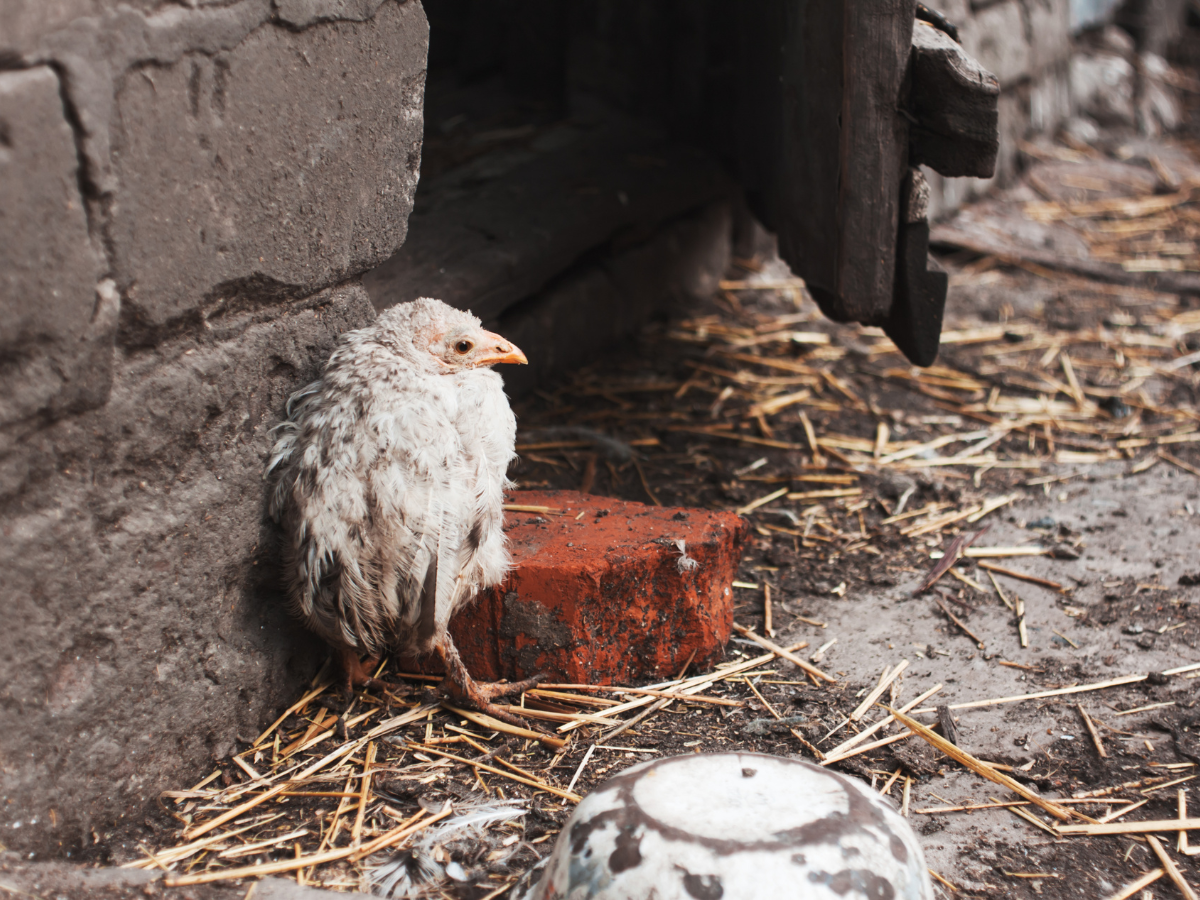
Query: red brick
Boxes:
[{"xmin": 417, "ymin": 490, "xmax": 749, "ymax": 685}]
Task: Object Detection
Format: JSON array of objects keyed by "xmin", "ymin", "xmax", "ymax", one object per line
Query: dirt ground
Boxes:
[
  {"xmin": 89, "ymin": 105, "xmax": 1200, "ymax": 900},
  {"xmin": 497, "ymin": 257, "xmax": 1200, "ymax": 899}
]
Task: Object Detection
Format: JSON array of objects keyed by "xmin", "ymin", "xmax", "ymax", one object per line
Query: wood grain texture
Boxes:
[
  {"xmin": 734, "ymin": 0, "xmax": 913, "ymax": 327},
  {"xmin": 734, "ymin": 2, "xmax": 842, "ymax": 315},
  {"xmin": 887, "ymin": 168, "xmax": 948, "ymax": 366},
  {"xmin": 908, "ymin": 20, "xmax": 1000, "ymax": 178},
  {"xmin": 837, "ymin": 0, "xmax": 913, "ymax": 324}
]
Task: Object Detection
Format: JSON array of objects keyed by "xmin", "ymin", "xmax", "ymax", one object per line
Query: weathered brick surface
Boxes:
[
  {"xmin": 109, "ymin": 0, "xmax": 426, "ymax": 340},
  {"xmin": 959, "ymin": 1, "xmax": 1031, "ymax": 89},
  {"xmin": 432, "ymin": 491, "xmax": 750, "ymax": 685},
  {"xmin": 0, "ymin": 66, "xmax": 109, "ymax": 427},
  {"xmin": 0, "ymin": 0, "xmax": 426, "ymax": 858},
  {"xmin": 5, "ymin": 0, "xmax": 162, "ymax": 56},
  {"xmin": 1026, "ymin": 0, "xmax": 1073, "ymax": 76},
  {"xmin": 0, "ymin": 284, "xmax": 376, "ymax": 855},
  {"xmin": 948, "ymin": 0, "xmax": 1072, "ymax": 88}
]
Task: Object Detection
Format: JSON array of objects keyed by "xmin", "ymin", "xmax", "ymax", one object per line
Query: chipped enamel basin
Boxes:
[{"xmin": 526, "ymin": 752, "xmax": 933, "ymax": 900}]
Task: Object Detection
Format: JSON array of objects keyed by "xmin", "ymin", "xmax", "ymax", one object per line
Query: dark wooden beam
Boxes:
[
  {"xmin": 887, "ymin": 168, "xmax": 948, "ymax": 367},
  {"xmin": 734, "ymin": 0, "xmax": 915, "ymax": 328},
  {"xmin": 907, "ymin": 19, "xmax": 1000, "ymax": 178},
  {"xmin": 836, "ymin": 0, "xmax": 915, "ymax": 324}
]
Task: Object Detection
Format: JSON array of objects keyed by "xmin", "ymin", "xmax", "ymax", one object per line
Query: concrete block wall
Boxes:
[
  {"xmin": 924, "ymin": 0, "xmax": 1075, "ymax": 219},
  {"xmin": 0, "ymin": 0, "xmax": 427, "ymax": 856}
]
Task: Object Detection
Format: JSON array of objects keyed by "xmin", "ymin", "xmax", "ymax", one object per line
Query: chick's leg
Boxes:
[
  {"xmin": 435, "ymin": 637, "xmax": 546, "ymax": 730},
  {"xmin": 335, "ymin": 646, "xmax": 409, "ymax": 703},
  {"xmin": 329, "ymin": 648, "xmax": 413, "ymax": 739}
]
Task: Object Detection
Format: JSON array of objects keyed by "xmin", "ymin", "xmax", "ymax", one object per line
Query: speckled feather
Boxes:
[{"xmin": 266, "ymin": 298, "xmax": 517, "ymax": 659}]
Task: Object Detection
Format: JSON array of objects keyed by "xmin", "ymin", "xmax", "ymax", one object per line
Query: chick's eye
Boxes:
[{"xmin": 455, "ymin": 340, "xmax": 473, "ymax": 354}]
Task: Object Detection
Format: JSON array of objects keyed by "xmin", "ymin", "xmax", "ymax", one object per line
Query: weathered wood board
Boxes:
[{"xmin": 732, "ymin": 0, "xmax": 913, "ymax": 329}]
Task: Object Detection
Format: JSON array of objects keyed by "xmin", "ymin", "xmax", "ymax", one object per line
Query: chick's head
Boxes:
[{"xmin": 381, "ymin": 297, "xmax": 528, "ymax": 373}]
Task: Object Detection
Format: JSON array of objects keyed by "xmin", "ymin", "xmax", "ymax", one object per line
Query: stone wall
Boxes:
[
  {"xmin": 0, "ymin": 0, "xmax": 427, "ymax": 856},
  {"xmin": 924, "ymin": 0, "xmax": 1075, "ymax": 218}
]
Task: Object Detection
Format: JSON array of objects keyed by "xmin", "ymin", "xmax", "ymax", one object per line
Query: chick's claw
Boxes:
[
  {"xmin": 464, "ymin": 672, "xmax": 548, "ymax": 703},
  {"xmin": 436, "ymin": 640, "xmax": 549, "ymax": 732},
  {"xmin": 337, "ymin": 648, "xmax": 408, "ymax": 707},
  {"xmin": 442, "ymin": 680, "xmax": 550, "ymax": 732}
]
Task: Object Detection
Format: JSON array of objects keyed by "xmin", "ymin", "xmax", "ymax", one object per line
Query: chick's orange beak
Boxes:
[{"xmin": 475, "ymin": 331, "xmax": 528, "ymax": 366}]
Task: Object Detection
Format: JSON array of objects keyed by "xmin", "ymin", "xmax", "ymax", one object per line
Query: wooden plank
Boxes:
[
  {"xmin": 907, "ymin": 20, "xmax": 999, "ymax": 177},
  {"xmin": 734, "ymin": 1, "xmax": 843, "ymax": 312},
  {"xmin": 887, "ymin": 168, "xmax": 948, "ymax": 366},
  {"xmin": 734, "ymin": 0, "xmax": 914, "ymax": 327},
  {"xmin": 837, "ymin": 0, "xmax": 913, "ymax": 323}
]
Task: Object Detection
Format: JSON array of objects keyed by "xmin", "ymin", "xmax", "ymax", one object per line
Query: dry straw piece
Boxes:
[
  {"xmin": 886, "ymin": 706, "xmax": 1075, "ymax": 822},
  {"xmin": 1146, "ymin": 834, "xmax": 1200, "ymax": 900},
  {"xmin": 731, "ymin": 624, "xmax": 835, "ymax": 682},
  {"xmin": 166, "ymin": 806, "xmax": 454, "ymax": 886},
  {"xmin": 1101, "ymin": 869, "xmax": 1165, "ymax": 900},
  {"xmin": 1058, "ymin": 817, "xmax": 1200, "ymax": 836}
]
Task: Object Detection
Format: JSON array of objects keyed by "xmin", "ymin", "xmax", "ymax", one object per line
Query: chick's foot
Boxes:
[
  {"xmin": 336, "ymin": 647, "xmax": 407, "ymax": 702},
  {"xmin": 436, "ymin": 640, "xmax": 547, "ymax": 731}
]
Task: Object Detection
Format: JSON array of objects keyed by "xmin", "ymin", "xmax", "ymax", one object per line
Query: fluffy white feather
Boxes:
[
  {"xmin": 367, "ymin": 800, "xmax": 528, "ymax": 899},
  {"xmin": 266, "ymin": 298, "xmax": 520, "ymax": 659}
]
